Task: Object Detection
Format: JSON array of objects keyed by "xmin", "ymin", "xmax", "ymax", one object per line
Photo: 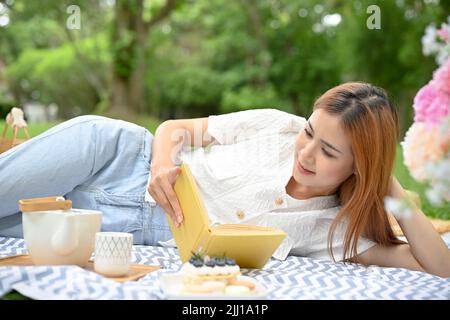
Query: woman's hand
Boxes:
[
  {"xmin": 148, "ymin": 164, "xmax": 184, "ymax": 227},
  {"xmin": 149, "ymin": 118, "xmax": 212, "ymax": 228}
]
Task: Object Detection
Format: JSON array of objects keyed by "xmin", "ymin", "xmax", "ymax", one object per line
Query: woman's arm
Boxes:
[
  {"xmin": 149, "ymin": 118, "xmax": 215, "ymax": 226},
  {"xmin": 353, "ymin": 177, "xmax": 450, "ymax": 278},
  {"xmin": 151, "ymin": 117, "xmax": 215, "ymax": 167}
]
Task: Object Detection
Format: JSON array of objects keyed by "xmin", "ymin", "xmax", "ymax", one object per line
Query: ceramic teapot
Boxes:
[{"xmin": 19, "ymin": 196, "xmax": 102, "ymax": 267}]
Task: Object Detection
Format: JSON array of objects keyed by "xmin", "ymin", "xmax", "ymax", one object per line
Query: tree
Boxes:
[
  {"xmin": 334, "ymin": 0, "xmax": 447, "ymax": 135},
  {"xmin": 0, "ymin": 0, "xmax": 110, "ymax": 116},
  {"xmin": 108, "ymin": 0, "xmax": 178, "ymax": 117}
]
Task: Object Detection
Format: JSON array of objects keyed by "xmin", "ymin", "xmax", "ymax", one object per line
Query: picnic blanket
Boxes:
[{"xmin": 0, "ymin": 236, "xmax": 449, "ymax": 300}]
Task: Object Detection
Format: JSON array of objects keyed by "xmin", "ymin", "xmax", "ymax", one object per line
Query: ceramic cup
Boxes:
[{"xmin": 94, "ymin": 232, "xmax": 133, "ymax": 277}]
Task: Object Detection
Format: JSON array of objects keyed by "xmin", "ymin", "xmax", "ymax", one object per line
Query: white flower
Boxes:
[
  {"xmin": 424, "ymin": 160, "xmax": 450, "ymax": 205},
  {"xmin": 426, "ymin": 187, "xmax": 443, "ymax": 207},
  {"xmin": 436, "ymin": 48, "xmax": 450, "ymax": 65},
  {"xmin": 422, "ymin": 24, "xmax": 441, "ymax": 56},
  {"xmin": 422, "ymin": 16, "xmax": 450, "ymax": 65},
  {"xmin": 384, "ymin": 196, "xmax": 414, "ymax": 220}
]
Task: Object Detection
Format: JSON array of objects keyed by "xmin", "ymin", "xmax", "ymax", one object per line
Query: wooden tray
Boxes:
[{"xmin": 0, "ymin": 254, "xmax": 159, "ymax": 282}]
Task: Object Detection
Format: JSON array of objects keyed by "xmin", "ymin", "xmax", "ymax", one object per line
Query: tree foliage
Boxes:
[{"xmin": 0, "ymin": 0, "xmax": 447, "ymax": 134}]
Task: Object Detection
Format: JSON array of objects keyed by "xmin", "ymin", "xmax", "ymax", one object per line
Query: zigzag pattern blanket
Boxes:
[{"xmin": 0, "ymin": 236, "xmax": 449, "ymax": 300}]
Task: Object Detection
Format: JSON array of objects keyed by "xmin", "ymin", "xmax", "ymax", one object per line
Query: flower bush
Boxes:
[{"xmin": 401, "ymin": 17, "xmax": 450, "ymax": 207}]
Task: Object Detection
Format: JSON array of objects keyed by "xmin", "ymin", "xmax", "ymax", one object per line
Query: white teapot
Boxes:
[{"xmin": 20, "ymin": 196, "xmax": 102, "ymax": 267}]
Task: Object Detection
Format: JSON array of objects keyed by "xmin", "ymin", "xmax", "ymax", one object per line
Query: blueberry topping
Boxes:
[
  {"xmin": 205, "ymin": 259, "xmax": 216, "ymax": 267},
  {"xmin": 192, "ymin": 260, "xmax": 204, "ymax": 267},
  {"xmin": 214, "ymin": 258, "xmax": 226, "ymax": 266},
  {"xmin": 225, "ymin": 258, "xmax": 236, "ymax": 266},
  {"xmin": 189, "ymin": 257, "xmax": 197, "ymax": 264}
]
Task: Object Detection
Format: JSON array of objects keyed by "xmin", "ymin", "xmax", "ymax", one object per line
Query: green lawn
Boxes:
[
  {"xmin": 1, "ymin": 120, "xmax": 61, "ymax": 138},
  {"xmin": 0, "ymin": 115, "xmax": 162, "ymax": 137},
  {"xmin": 1, "ymin": 290, "xmax": 30, "ymax": 300},
  {"xmin": 1, "ymin": 118, "xmax": 448, "ymax": 220}
]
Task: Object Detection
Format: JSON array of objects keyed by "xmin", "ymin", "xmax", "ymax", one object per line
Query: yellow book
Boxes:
[{"xmin": 169, "ymin": 163, "xmax": 287, "ymax": 269}]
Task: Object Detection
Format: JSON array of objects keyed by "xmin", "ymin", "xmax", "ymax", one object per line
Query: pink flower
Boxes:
[
  {"xmin": 413, "ymin": 60, "xmax": 450, "ymax": 124},
  {"xmin": 428, "ymin": 94, "xmax": 450, "ymax": 123},
  {"xmin": 431, "ymin": 58, "xmax": 450, "ymax": 96},
  {"xmin": 437, "ymin": 28, "xmax": 449, "ymax": 42},
  {"xmin": 401, "ymin": 121, "xmax": 449, "ymax": 182},
  {"xmin": 413, "ymin": 83, "xmax": 439, "ymax": 122}
]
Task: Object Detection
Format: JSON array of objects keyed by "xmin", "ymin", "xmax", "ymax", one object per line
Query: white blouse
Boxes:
[{"xmin": 146, "ymin": 108, "xmax": 375, "ymax": 261}]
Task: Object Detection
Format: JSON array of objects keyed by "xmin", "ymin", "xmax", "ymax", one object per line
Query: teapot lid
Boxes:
[{"xmin": 19, "ymin": 196, "xmax": 72, "ymax": 213}]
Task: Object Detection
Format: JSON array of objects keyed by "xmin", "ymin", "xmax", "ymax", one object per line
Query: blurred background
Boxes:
[{"xmin": 0, "ymin": 0, "xmax": 448, "ymax": 218}]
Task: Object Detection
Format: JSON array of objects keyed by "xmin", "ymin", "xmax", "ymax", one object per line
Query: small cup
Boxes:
[{"xmin": 94, "ymin": 232, "xmax": 133, "ymax": 277}]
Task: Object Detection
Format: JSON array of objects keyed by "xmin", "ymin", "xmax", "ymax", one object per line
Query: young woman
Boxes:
[{"xmin": 0, "ymin": 82, "xmax": 449, "ymax": 277}]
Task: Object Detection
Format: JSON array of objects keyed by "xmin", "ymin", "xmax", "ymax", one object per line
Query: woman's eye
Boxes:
[
  {"xmin": 322, "ymin": 149, "xmax": 334, "ymax": 158},
  {"xmin": 304, "ymin": 129, "xmax": 312, "ymax": 138}
]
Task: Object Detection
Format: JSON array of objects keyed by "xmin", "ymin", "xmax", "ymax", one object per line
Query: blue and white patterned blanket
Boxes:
[{"xmin": 1, "ymin": 236, "xmax": 449, "ymax": 300}]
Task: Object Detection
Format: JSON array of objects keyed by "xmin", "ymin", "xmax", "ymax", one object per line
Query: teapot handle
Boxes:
[{"xmin": 19, "ymin": 196, "xmax": 72, "ymax": 212}]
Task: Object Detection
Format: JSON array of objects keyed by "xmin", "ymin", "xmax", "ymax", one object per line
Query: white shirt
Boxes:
[{"xmin": 146, "ymin": 108, "xmax": 375, "ymax": 261}]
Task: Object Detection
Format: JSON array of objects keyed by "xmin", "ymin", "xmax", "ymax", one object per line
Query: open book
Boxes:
[{"xmin": 169, "ymin": 163, "xmax": 286, "ymax": 269}]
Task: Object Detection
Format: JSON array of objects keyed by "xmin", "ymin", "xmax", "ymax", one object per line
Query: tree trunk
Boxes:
[
  {"xmin": 108, "ymin": 0, "xmax": 177, "ymax": 118},
  {"xmin": 239, "ymin": 0, "xmax": 271, "ymax": 87},
  {"xmin": 129, "ymin": 14, "xmax": 148, "ymax": 116},
  {"xmin": 108, "ymin": 0, "xmax": 141, "ymax": 117},
  {"xmin": 290, "ymin": 94, "xmax": 302, "ymax": 116}
]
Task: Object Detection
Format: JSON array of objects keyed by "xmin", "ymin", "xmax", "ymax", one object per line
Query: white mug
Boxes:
[{"xmin": 94, "ymin": 232, "xmax": 133, "ymax": 277}]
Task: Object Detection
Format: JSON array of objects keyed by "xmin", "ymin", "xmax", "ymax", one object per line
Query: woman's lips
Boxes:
[{"xmin": 297, "ymin": 161, "xmax": 315, "ymax": 175}]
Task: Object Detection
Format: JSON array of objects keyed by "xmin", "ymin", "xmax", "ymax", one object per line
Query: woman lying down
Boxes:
[{"xmin": 0, "ymin": 82, "xmax": 449, "ymax": 277}]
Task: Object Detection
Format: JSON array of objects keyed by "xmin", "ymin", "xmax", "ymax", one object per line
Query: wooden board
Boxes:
[{"xmin": 0, "ymin": 254, "xmax": 159, "ymax": 282}]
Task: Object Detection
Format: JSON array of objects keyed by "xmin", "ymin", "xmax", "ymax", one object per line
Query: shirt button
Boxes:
[
  {"xmin": 274, "ymin": 197, "xmax": 284, "ymax": 206},
  {"xmin": 236, "ymin": 210, "xmax": 245, "ymax": 220}
]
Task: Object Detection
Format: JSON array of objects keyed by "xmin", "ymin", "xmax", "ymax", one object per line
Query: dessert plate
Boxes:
[{"xmin": 160, "ymin": 273, "xmax": 268, "ymax": 300}]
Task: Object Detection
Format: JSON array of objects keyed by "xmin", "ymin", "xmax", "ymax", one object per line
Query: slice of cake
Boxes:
[{"xmin": 180, "ymin": 253, "xmax": 256, "ymax": 295}]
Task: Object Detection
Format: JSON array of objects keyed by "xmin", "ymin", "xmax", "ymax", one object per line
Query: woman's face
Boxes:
[{"xmin": 292, "ymin": 108, "xmax": 355, "ymax": 195}]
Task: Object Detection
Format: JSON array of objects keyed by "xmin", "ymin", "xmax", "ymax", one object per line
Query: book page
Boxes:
[{"xmin": 212, "ymin": 223, "xmax": 283, "ymax": 234}]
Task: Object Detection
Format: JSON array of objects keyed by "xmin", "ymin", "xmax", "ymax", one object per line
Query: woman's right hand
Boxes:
[{"xmin": 148, "ymin": 164, "xmax": 184, "ymax": 227}]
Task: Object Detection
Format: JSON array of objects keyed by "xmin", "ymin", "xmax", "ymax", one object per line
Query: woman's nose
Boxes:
[{"xmin": 300, "ymin": 142, "xmax": 315, "ymax": 162}]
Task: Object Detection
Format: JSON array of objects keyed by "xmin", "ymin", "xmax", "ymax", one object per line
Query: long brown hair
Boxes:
[{"xmin": 313, "ymin": 82, "xmax": 403, "ymax": 262}]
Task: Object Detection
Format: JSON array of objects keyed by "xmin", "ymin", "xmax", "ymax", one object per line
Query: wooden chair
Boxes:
[{"xmin": 0, "ymin": 107, "xmax": 30, "ymax": 154}]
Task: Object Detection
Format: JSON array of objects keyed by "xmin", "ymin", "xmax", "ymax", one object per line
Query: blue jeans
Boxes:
[{"xmin": 0, "ymin": 115, "xmax": 172, "ymax": 246}]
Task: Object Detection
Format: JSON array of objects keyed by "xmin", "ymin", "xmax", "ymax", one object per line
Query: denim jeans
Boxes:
[{"xmin": 0, "ymin": 115, "xmax": 172, "ymax": 246}]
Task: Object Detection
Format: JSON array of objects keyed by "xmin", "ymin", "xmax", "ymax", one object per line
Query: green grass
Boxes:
[
  {"xmin": 0, "ymin": 114, "xmax": 161, "ymax": 136},
  {"xmin": 0, "ymin": 120, "xmax": 61, "ymax": 138},
  {"xmin": 1, "ymin": 290, "xmax": 31, "ymax": 300},
  {"xmin": 131, "ymin": 115, "xmax": 163, "ymax": 134}
]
